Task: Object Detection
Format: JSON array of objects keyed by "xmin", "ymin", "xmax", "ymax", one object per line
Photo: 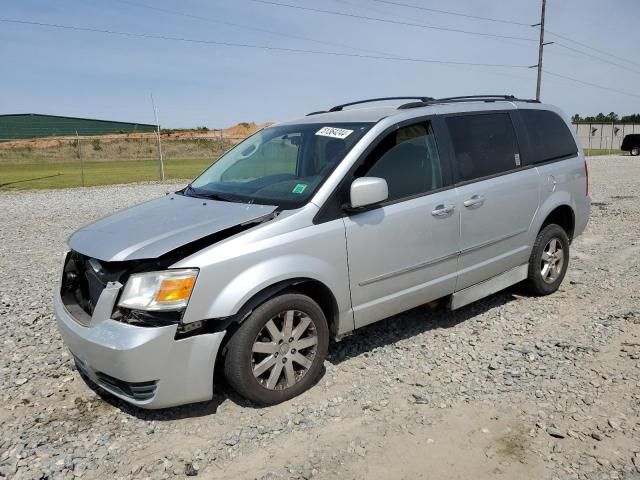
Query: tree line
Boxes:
[{"xmin": 572, "ymin": 112, "xmax": 640, "ymax": 123}]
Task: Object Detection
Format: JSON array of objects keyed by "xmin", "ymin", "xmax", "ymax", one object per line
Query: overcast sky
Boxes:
[{"xmin": 2, "ymin": 0, "xmax": 639, "ymax": 128}]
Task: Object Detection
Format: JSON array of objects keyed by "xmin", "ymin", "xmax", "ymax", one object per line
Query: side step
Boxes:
[{"xmin": 450, "ymin": 264, "xmax": 528, "ymax": 310}]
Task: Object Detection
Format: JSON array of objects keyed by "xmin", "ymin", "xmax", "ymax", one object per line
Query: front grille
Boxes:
[
  {"xmin": 61, "ymin": 251, "xmax": 183, "ymax": 327},
  {"xmin": 61, "ymin": 251, "xmax": 127, "ymax": 316},
  {"xmin": 74, "ymin": 356, "xmax": 158, "ymax": 402}
]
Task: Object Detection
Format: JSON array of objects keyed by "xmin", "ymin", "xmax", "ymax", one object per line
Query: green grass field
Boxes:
[
  {"xmin": 0, "ymin": 133, "xmax": 303, "ymax": 190},
  {"xmin": 0, "ymin": 158, "xmax": 214, "ymax": 190},
  {"xmin": 0, "ymin": 135, "xmax": 234, "ymax": 190},
  {"xmin": 0, "ymin": 141, "xmax": 628, "ymax": 191},
  {"xmin": 584, "ymin": 148, "xmax": 623, "ymax": 156}
]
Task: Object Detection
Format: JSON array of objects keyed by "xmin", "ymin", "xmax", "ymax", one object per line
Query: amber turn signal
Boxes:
[{"xmin": 155, "ymin": 276, "xmax": 196, "ymax": 303}]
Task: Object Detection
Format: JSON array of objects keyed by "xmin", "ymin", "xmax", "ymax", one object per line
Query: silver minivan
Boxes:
[{"xmin": 54, "ymin": 95, "xmax": 591, "ymax": 408}]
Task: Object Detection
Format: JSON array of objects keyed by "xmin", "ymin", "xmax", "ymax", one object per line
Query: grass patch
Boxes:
[
  {"xmin": 0, "ymin": 158, "xmax": 215, "ymax": 190},
  {"xmin": 584, "ymin": 149, "xmax": 623, "ymax": 156}
]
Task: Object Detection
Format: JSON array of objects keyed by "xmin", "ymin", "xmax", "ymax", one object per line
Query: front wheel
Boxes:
[
  {"xmin": 525, "ymin": 224, "xmax": 570, "ymax": 296},
  {"xmin": 223, "ymin": 293, "xmax": 329, "ymax": 405},
  {"xmin": 631, "ymin": 146, "xmax": 640, "ymax": 156}
]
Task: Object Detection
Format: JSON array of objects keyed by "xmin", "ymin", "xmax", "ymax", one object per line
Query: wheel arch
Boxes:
[
  {"xmin": 235, "ymin": 277, "xmax": 339, "ymax": 335},
  {"xmin": 216, "ymin": 277, "xmax": 342, "ymax": 358},
  {"xmin": 539, "ymin": 204, "xmax": 575, "ymax": 241},
  {"xmin": 532, "ymin": 188, "xmax": 576, "ymax": 242}
]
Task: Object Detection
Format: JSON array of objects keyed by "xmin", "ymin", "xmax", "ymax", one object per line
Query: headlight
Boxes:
[{"xmin": 118, "ymin": 269, "xmax": 198, "ymax": 311}]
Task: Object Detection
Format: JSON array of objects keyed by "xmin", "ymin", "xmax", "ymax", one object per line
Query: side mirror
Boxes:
[{"xmin": 349, "ymin": 177, "xmax": 388, "ymax": 209}]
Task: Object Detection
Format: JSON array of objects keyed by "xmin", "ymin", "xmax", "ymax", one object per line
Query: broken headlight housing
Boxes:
[{"xmin": 118, "ymin": 269, "xmax": 199, "ymax": 311}]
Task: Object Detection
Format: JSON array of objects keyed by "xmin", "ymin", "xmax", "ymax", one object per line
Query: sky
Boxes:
[{"xmin": 1, "ymin": 0, "xmax": 639, "ymax": 128}]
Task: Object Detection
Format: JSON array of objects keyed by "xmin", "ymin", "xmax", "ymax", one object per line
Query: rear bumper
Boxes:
[
  {"xmin": 54, "ymin": 292, "xmax": 225, "ymax": 409},
  {"xmin": 574, "ymin": 195, "xmax": 591, "ymax": 239}
]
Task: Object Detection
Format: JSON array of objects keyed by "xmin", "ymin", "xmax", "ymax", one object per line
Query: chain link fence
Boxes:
[
  {"xmin": 0, "ymin": 132, "xmax": 249, "ymax": 189},
  {"xmin": 573, "ymin": 122, "xmax": 640, "ymax": 155},
  {"xmin": 3, "ymin": 121, "xmax": 636, "ymax": 189}
]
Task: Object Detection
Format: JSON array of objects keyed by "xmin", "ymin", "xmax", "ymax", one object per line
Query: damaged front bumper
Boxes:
[{"xmin": 54, "ymin": 284, "xmax": 225, "ymax": 409}]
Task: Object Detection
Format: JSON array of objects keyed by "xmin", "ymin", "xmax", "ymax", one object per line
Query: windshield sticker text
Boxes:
[{"xmin": 315, "ymin": 127, "xmax": 353, "ymax": 139}]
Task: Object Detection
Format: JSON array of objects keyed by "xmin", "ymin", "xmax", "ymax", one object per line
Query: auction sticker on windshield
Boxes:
[
  {"xmin": 315, "ymin": 127, "xmax": 353, "ymax": 139},
  {"xmin": 292, "ymin": 183, "xmax": 307, "ymax": 194}
]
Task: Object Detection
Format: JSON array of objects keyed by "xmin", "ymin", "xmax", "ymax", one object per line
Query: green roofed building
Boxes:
[{"xmin": 0, "ymin": 113, "xmax": 156, "ymax": 140}]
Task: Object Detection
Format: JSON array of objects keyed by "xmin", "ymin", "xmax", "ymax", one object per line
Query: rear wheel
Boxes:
[
  {"xmin": 224, "ymin": 293, "xmax": 329, "ymax": 405},
  {"xmin": 631, "ymin": 146, "xmax": 640, "ymax": 156},
  {"xmin": 525, "ymin": 224, "xmax": 570, "ymax": 296}
]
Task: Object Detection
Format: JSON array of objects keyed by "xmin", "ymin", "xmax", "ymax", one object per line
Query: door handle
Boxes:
[
  {"xmin": 463, "ymin": 194, "xmax": 485, "ymax": 208},
  {"xmin": 431, "ymin": 204, "xmax": 455, "ymax": 217}
]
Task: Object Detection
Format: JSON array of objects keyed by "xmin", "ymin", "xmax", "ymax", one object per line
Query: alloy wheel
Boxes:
[
  {"xmin": 540, "ymin": 237, "xmax": 565, "ymax": 284},
  {"xmin": 251, "ymin": 310, "xmax": 318, "ymax": 390}
]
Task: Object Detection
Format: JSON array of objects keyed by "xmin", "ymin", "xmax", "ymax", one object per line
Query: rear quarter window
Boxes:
[{"xmin": 520, "ymin": 109, "xmax": 578, "ymax": 163}]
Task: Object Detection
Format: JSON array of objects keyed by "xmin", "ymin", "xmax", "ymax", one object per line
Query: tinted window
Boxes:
[
  {"xmin": 520, "ymin": 109, "xmax": 577, "ymax": 163},
  {"xmin": 356, "ymin": 122, "xmax": 445, "ymax": 201},
  {"xmin": 446, "ymin": 113, "xmax": 520, "ymax": 182}
]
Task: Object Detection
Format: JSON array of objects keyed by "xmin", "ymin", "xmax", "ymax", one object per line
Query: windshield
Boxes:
[{"xmin": 185, "ymin": 122, "xmax": 372, "ymax": 209}]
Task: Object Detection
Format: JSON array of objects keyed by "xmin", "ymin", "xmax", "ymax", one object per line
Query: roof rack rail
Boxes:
[
  {"xmin": 398, "ymin": 95, "xmax": 540, "ymax": 110},
  {"xmin": 436, "ymin": 95, "xmax": 517, "ymax": 102},
  {"xmin": 306, "ymin": 110, "xmax": 328, "ymax": 116},
  {"xmin": 328, "ymin": 96, "xmax": 434, "ymax": 112}
]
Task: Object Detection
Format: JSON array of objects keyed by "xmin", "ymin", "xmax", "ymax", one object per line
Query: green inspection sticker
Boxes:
[{"xmin": 292, "ymin": 183, "xmax": 307, "ymax": 194}]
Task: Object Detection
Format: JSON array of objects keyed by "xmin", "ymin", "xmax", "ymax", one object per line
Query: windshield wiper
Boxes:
[{"xmin": 182, "ymin": 185, "xmax": 242, "ymax": 203}]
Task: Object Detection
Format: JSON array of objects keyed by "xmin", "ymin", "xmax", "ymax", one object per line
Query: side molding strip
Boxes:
[
  {"xmin": 459, "ymin": 228, "xmax": 528, "ymax": 255},
  {"xmin": 358, "ymin": 229, "xmax": 528, "ymax": 288},
  {"xmin": 358, "ymin": 251, "xmax": 459, "ymax": 287}
]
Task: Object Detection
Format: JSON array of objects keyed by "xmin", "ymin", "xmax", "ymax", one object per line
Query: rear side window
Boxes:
[
  {"xmin": 520, "ymin": 109, "xmax": 578, "ymax": 163},
  {"xmin": 446, "ymin": 113, "xmax": 520, "ymax": 182}
]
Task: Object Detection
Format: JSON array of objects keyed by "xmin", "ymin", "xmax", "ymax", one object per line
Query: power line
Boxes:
[
  {"xmin": 250, "ymin": 0, "xmax": 538, "ymax": 42},
  {"xmin": 543, "ymin": 70, "xmax": 640, "ymax": 100},
  {"xmin": 111, "ymin": 0, "xmax": 392, "ymax": 57},
  {"xmin": 553, "ymin": 42, "xmax": 640, "ymax": 76},
  {"xmin": 368, "ymin": 0, "xmax": 531, "ymax": 27},
  {"xmin": 113, "ymin": 0, "xmax": 542, "ymax": 81},
  {"xmin": 360, "ymin": 0, "xmax": 640, "ymax": 72},
  {"xmin": 114, "ymin": 0, "xmax": 439, "ymax": 71},
  {"xmin": 337, "ymin": 0, "xmax": 640, "ymax": 85},
  {"xmin": 115, "ymin": 0, "xmax": 542, "ymax": 89},
  {"xmin": 546, "ymin": 29, "xmax": 640, "ymax": 69},
  {"xmin": 0, "ymin": 18, "xmax": 531, "ymax": 68}
]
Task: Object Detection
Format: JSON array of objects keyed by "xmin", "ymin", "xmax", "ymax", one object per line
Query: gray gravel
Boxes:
[{"xmin": 1, "ymin": 156, "xmax": 639, "ymax": 479}]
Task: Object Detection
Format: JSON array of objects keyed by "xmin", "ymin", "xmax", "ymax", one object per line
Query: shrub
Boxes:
[{"xmin": 91, "ymin": 138, "xmax": 102, "ymax": 151}]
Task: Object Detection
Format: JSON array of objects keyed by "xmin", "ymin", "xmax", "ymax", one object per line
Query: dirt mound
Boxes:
[
  {"xmin": 0, "ymin": 122, "xmax": 273, "ymax": 149},
  {"xmin": 223, "ymin": 122, "xmax": 272, "ymax": 138}
]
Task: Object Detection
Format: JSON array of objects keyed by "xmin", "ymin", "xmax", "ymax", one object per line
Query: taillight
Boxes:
[{"xmin": 584, "ymin": 159, "xmax": 589, "ymax": 196}]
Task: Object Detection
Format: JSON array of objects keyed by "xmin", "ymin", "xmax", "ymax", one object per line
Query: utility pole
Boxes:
[
  {"xmin": 76, "ymin": 130, "xmax": 85, "ymax": 187},
  {"xmin": 151, "ymin": 93, "xmax": 165, "ymax": 181},
  {"xmin": 531, "ymin": 0, "xmax": 553, "ymax": 101}
]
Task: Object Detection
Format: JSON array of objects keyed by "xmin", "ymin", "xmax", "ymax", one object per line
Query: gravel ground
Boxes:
[{"xmin": 1, "ymin": 155, "xmax": 639, "ymax": 480}]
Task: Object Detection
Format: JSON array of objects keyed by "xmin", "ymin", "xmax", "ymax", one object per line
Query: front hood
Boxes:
[{"xmin": 69, "ymin": 194, "xmax": 277, "ymax": 261}]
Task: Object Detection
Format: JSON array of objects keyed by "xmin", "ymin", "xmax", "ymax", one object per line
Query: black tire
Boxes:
[
  {"xmin": 631, "ymin": 146, "xmax": 640, "ymax": 156},
  {"xmin": 525, "ymin": 223, "xmax": 570, "ymax": 296},
  {"xmin": 223, "ymin": 293, "xmax": 329, "ymax": 405}
]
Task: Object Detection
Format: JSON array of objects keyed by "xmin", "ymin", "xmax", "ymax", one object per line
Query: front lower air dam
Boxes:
[{"xmin": 54, "ymin": 285, "xmax": 226, "ymax": 409}]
